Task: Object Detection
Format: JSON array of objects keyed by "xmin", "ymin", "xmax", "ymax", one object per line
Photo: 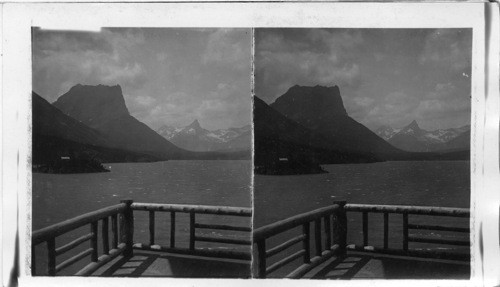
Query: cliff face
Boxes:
[
  {"xmin": 32, "ymin": 92, "xmax": 160, "ymax": 170},
  {"xmin": 270, "ymin": 85, "xmax": 402, "ymax": 157},
  {"xmin": 54, "ymin": 84, "xmax": 129, "ymax": 127},
  {"xmin": 53, "ymin": 84, "xmax": 188, "ymax": 159}
]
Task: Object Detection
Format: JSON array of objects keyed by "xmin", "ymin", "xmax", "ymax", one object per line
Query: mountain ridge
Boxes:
[
  {"xmin": 156, "ymin": 120, "xmax": 251, "ymax": 152},
  {"xmin": 376, "ymin": 120, "xmax": 470, "ymax": 152}
]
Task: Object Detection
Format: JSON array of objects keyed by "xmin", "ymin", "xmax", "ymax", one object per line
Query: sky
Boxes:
[
  {"xmin": 32, "ymin": 28, "xmax": 252, "ymax": 130},
  {"xmin": 255, "ymin": 28, "xmax": 472, "ymax": 131}
]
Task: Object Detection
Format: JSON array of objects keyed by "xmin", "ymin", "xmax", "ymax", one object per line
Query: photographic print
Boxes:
[
  {"xmin": 253, "ymin": 28, "xmax": 472, "ymax": 279},
  {"xmin": 31, "ymin": 27, "xmax": 252, "ymax": 278}
]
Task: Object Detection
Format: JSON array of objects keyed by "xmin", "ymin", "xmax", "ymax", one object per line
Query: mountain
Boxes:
[
  {"xmin": 270, "ymin": 85, "xmax": 403, "ymax": 158},
  {"xmin": 376, "ymin": 120, "xmax": 470, "ymax": 152},
  {"xmin": 254, "ymin": 96, "xmax": 382, "ymax": 174},
  {"xmin": 375, "ymin": 125, "xmax": 401, "ymax": 141},
  {"xmin": 156, "ymin": 120, "xmax": 251, "ymax": 152},
  {"xmin": 32, "ymin": 92, "xmax": 159, "ymax": 170},
  {"xmin": 53, "ymin": 84, "xmax": 189, "ymax": 159}
]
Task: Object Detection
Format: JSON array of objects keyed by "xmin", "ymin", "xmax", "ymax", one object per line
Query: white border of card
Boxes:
[{"xmin": 1, "ymin": 2, "xmax": 499, "ymax": 287}]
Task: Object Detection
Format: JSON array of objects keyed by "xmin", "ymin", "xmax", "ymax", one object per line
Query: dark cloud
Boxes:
[
  {"xmin": 255, "ymin": 28, "xmax": 472, "ymax": 130},
  {"xmin": 32, "ymin": 28, "xmax": 251, "ymax": 130}
]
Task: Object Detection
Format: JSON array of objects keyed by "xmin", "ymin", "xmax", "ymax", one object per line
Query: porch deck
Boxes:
[
  {"xmin": 89, "ymin": 249, "xmax": 468, "ymax": 279},
  {"xmin": 91, "ymin": 250, "xmax": 251, "ymax": 278}
]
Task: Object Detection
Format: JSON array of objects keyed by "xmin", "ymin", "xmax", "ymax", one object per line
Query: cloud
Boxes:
[
  {"xmin": 202, "ymin": 29, "xmax": 250, "ymax": 71},
  {"xmin": 418, "ymin": 29, "xmax": 472, "ymax": 73},
  {"xmin": 255, "ymin": 29, "xmax": 364, "ymax": 102},
  {"xmin": 33, "ymin": 28, "xmax": 147, "ymax": 101}
]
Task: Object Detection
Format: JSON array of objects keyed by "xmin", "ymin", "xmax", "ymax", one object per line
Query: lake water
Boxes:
[
  {"xmin": 32, "ymin": 160, "xmax": 252, "ymax": 275},
  {"xmin": 254, "ymin": 160, "xmax": 470, "ymax": 277},
  {"xmin": 32, "ymin": 160, "xmax": 470, "ymax": 277}
]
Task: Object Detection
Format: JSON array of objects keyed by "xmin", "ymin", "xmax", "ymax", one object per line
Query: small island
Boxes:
[
  {"xmin": 254, "ymin": 156, "xmax": 327, "ymax": 175},
  {"xmin": 33, "ymin": 151, "xmax": 109, "ymax": 174}
]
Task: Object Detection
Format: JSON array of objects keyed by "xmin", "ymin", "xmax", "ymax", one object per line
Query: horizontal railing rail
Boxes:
[
  {"xmin": 252, "ymin": 201, "xmax": 347, "ymax": 279},
  {"xmin": 345, "ymin": 203, "xmax": 470, "ymax": 261},
  {"xmin": 32, "ymin": 199, "xmax": 252, "ymax": 276},
  {"xmin": 130, "ymin": 201, "xmax": 252, "ymax": 261},
  {"xmin": 31, "ymin": 202, "xmax": 129, "ymax": 276}
]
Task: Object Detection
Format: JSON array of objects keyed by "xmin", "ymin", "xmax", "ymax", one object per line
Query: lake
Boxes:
[
  {"xmin": 32, "ymin": 160, "xmax": 252, "ymax": 275},
  {"xmin": 253, "ymin": 160, "xmax": 470, "ymax": 277}
]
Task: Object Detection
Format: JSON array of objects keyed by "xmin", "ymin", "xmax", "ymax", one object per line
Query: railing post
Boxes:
[
  {"xmin": 149, "ymin": 211, "xmax": 155, "ymax": 246},
  {"xmin": 47, "ymin": 238, "xmax": 56, "ymax": 276},
  {"xmin": 403, "ymin": 212, "xmax": 408, "ymax": 251},
  {"xmin": 170, "ymin": 212, "xmax": 176, "ymax": 248},
  {"xmin": 111, "ymin": 214, "xmax": 118, "ymax": 249},
  {"xmin": 314, "ymin": 219, "xmax": 322, "ymax": 256},
  {"xmin": 383, "ymin": 212, "xmax": 389, "ymax": 249},
  {"xmin": 362, "ymin": 211, "xmax": 368, "ymax": 247},
  {"xmin": 90, "ymin": 221, "xmax": 98, "ymax": 262},
  {"xmin": 120, "ymin": 199, "xmax": 134, "ymax": 257},
  {"xmin": 324, "ymin": 215, "xmax": 332, "ymax": 249},
  {"xmin": 302, "ymin": 222, "xmax": 311, "ymax": 263},
  {"xmin": 256, "ymin": 239, "xmax": 267, "ymax": 278},
  {"xmin": 31, "ymin": 244, "xmax": 36, "ymax": 276},
  {"xmin": 189, "ymin": 212, "xmax": 195, "ymax": 250},
  {"xmin": 102, "ymin": 217, "xmax": 109, "ymax": 255},
  {"xmin": 333, "ymin": 200, "xmax": 347, "ymax": 257}
]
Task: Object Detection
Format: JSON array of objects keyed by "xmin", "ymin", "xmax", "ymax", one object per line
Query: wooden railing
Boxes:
[
  {"xmin": 344, "ymin": 204, "xmax": 470, "ymax": 261},
  {"xmin": 31, "ymin": 202, "xmax": 128, "ymax": 276},
  {"xmin": 131, "ymin": 201, "xmax": 252, "ymax": 260},
  {"xmin": 32, "ymin": 199, "xmax": 252, "ymax": 276},
  {"xmin": 252, "ymin": 201, "xmax": 347, "ymax": 279}
]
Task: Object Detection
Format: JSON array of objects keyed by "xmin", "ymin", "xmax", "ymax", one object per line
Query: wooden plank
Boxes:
[
  {"xmin": 194, "ymin": 223, "xmax": 251, "ymax": 232},
  {"xmin": 55, "ymin": 248, "xmax": 92, "ymax": 273},
  {"xmin": 403, "ymin": 213, "xmax": 408, "ymax": 251},
  {"xmin": 194, "ymin": 235, "xmax": 251, "ymax": 245},
  {"xmin": 266, "ymin": 234, "xmax": 306, "ymax": 258},
  {"xmin": 102, "ymin": 217, "xmax": 109, "ymax": 255},
  {"xmin": 133, "ymin": 243, "xmax": 252, "ymax": 261},
  {"xmin": 324, "ymin": 215, "xmax": 331, "ymax": 250},
  {"xmin": 149, "ymin": 211, "xmax": 155, "ymax": 246},
  {"xmin": 75, "ymin": 243, "xmax": 126, "ymax": 276},
  {"xmin": 256, "ymin": 240, "xmax": 266, "ymax": 278},
  {"xmin": 302, "ymin": 223, "xmax": 310, "ymax": 263},
  {"xmin": 47, "ymin": 238, "xmax": 56, "ymax": 276},
  {"xmin": 362, "ymin": 212, "xmax": 368, "ymax": 247},
  {"xmin": 408, "ymin": 236, "xmax": 470, "ymax": 246},
  {"xmin": 111, "ymin": 214, "xmax": 118, "ymax": 249},
  {"xmin": 266, "ymin": 249, "xmax": 305, "ymax": 275},
  {"xmin": 189, "ymin": 212, "xmax": 195, "ymax": 250},
  {"xmin": 314, "ymin": 219, "xmax": 322, "ymax": 256},
  {"xmin": 170, "ymin": 212, "xmax": 175, "ymax": 248},
  {"xmin": 254, "ymin": 205, "xmax": 338, "ymax": 241},
  {"xmin": 384, "ymin": 212, "xmax": 389, "ymax": 249},
  {"xmin": 407, "ymin": 224, "xmax": 470, "ymax": 233},
  {"xmin": 55, "ymin": 233, "xmax": 93, "ymax": 256},
  {"xmin": 90, "ymin": 221, "xmax": 98, "ymax": 262},
  {"xmin": 33, "ymin": 203, "xmax": 126, "ymax": 245},
  {"xmin": 345, "ymin": 204, "xmax": 469, "ymax": 217},
  {"xmin": 131, "ymin": 202, "xmax": 252, "ymax": 217},
  {"xmin": 286, "ymin": 246, "xmax": 339, "ymax": 279}
]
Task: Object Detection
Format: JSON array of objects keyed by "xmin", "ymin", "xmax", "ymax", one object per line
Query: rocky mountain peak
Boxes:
[
  {"xmin": 187, "ymin": 119, "xmax": 202, "ymax": 130},
  {"xmin": 271, "ymin": 84, "xmax": 348, "ymax": 125},
  {"xmin": 54, "ymin": 84, "xmax": 129, "ymax": 127}
]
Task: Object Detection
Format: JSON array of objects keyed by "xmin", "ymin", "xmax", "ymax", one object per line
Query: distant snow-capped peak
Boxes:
[
  {"xmin": 376, "ymin": 120, "xmax": 470, "ymax": 143},
  {"xmin": 156, "ymin": 120, "xmax": 250, "ymax": 143}
]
